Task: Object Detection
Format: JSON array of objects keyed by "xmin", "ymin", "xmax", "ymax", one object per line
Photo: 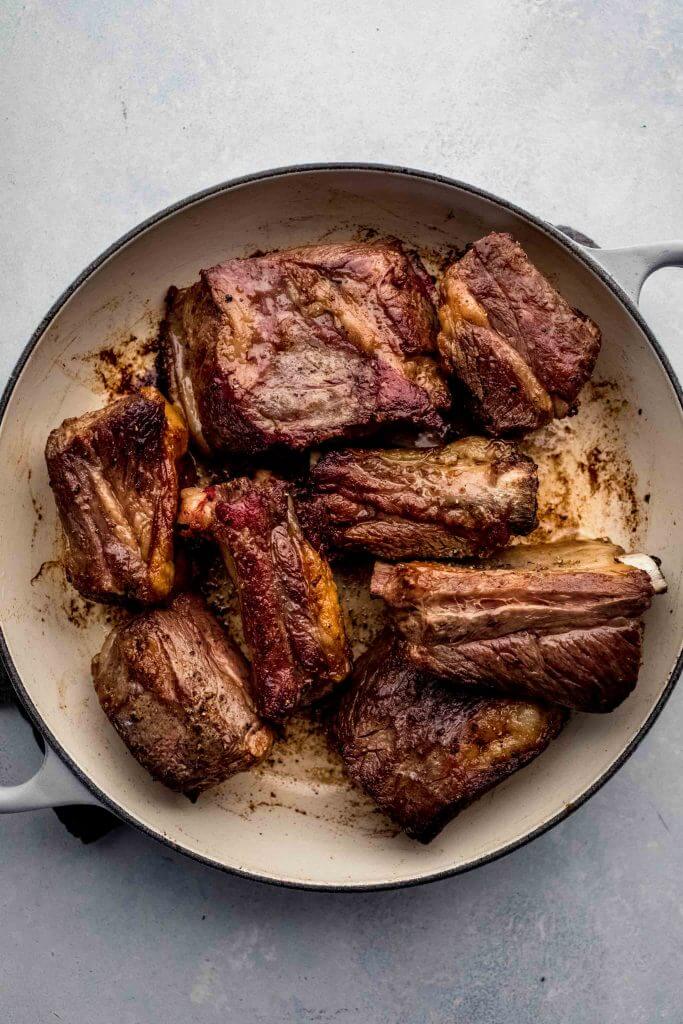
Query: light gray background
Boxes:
[{"xmin": 1, "ymin": 2, "xmax": 682, "ymax": 1022}]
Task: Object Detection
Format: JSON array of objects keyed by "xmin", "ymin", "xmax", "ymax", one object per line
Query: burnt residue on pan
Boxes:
[
  {"xmin": 522, "ymin": 379, "xmax": 644, "ymax": 545},
  {"xmin": 63, "ymin": 593, "xmax": 129, "ymax": 632},
  {"xmin": 37, "ymin": 229, "xmax": 649, "ymax": 838},
  {"xmin": 30, "ymin": 559, "xmax": 61, "ymax": 585},
  {"xmin": 27, "ymin": 468, "xmax": 44, "ymax": 542},
  {"xmin": 81, "ymin": 333, "xmax": 160, "ymax": 394},
  {"xmin": 209, "ymin": 709, "xmax": 400, "ymax": 837}
]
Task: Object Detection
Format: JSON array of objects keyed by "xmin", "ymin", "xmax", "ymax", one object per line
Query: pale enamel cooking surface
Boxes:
[{"xmin": 0, "ymin": 168, "xmax": 681, "ymax": 888}]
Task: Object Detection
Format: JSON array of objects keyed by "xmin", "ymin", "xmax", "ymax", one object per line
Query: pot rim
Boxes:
[{"xmin": 2, "ymin": 161, "xmax": 682, "ymax": 891}]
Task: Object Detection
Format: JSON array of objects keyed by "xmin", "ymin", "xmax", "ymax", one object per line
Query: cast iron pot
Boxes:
[{"xmin": 0, "ymin": 164, "xmax": 681, "ymax": 889}]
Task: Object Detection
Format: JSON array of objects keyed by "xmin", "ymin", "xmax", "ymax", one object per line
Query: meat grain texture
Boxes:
[
  {"xmin": 372, "ymin": 540, "xmax": 658, "ymax": 712},
  {"xmin": 332, "ymin": 634, "xmax": 566, "ymax": 842},
  {"xmin": 179, "ymin": 476, "xmax": 350, "ymax": 719},
  {"xmin": 92, "ymin": 593, "xmax": 274, "ymax": 794},
  {"xmin": 437, "ymin": 233, "xmax": 601, "ymax": 435},
  {"xmin": 298, "ymin": 437, "xmax": 538, "ymax": 560},
  {"xmin": 160, "ymin": 240, "xmax": 449, "ymax": 455},
  {"xmin": 45, "ymin": 387, "xmax": 188, "ymax": 604}
]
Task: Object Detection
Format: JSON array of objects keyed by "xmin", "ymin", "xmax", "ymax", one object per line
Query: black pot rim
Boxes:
[{"xmin": 1, "ymin": 161, "xmax": 682, "ymax": 892}]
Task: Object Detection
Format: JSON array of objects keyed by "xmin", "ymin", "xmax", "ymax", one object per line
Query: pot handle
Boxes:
[
  {"xmin": 0, "ymin": 740, "xmax": 102, "ymax": 812},
  {"xmin": 582, "ymin": 241, "xmax": 683, "ymax": 303}
]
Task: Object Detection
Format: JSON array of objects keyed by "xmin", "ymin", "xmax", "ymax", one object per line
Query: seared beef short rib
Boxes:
[
  {"xmin": 92, "ymin": 593, "xmax": 273, "ymax": 794},
  {"xmin": 331, "ymin": 633, "xmax": 565, "ymax": 842},
  {"xmin": 298, "ymin": 437, "xmax": 537, "ymax": 560},
  {"xmin": 437, "ymin": 233, "xmax": 601, "ymax": 435},
  {"xmin": 371, "ymin": 539, "xmax": 665, "ymax": 712},
  {"xmin": 45, "ymin": 387, "xmax": 188, "ymax": 604},
  {"xmin": 161, "ymin": 240, "xmax": 449, "ymax": 455},
  {"xmin": 179, "ymin": 476, "xmax": 350, "ymax": 719}
]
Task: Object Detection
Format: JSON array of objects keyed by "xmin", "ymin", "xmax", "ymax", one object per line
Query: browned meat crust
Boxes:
[
  {"xmin": 160, "ymin": 240, "xmax": 449, "ymax": 456},
  {"xmin": 371, "ymin": 550, "xmax": 654, "ymax": 644},
  {"xmin": 371, "ymin": 540, "xmax": 656, "ymax": 713},
  {"xmin": 178, "ymin": 476, "xmax": 350, "ymax": 719},
  {"xmin": 298, "ymin": 437, "xmax": 537, "ymax": 560},
  {"xmin": 408, "ymin": 621, "xmax": 644, "ymax": 713},
  {"xmin": 92, "ymin": 593, "xmax": 273, "ymax": 794},
  {"xmin": 331, "ymin": 633, "xmax": 565, "ymax": 842},
  {"xmin": 437, "ymin": 233, "xmax": 601, "ymax": 435},
  {"xmin": 45, "ymin": 387, "xmax": 188, "ymax": 604}
]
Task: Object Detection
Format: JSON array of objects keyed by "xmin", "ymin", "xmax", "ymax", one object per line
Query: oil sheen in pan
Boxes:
[{"xmin": 40, "ymin": 234, "xmax": 649, "ymax": 839}]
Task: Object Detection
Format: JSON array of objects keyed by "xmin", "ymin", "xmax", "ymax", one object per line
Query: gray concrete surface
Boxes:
[{"xmin": 1, "ymin": 2, "xmax": 682, "ymax": 1021}]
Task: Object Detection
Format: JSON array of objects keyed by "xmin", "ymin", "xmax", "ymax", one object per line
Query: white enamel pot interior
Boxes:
[{"xmin": 1, "ymin": 165, "xmax": 682, "ymax": 890}]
